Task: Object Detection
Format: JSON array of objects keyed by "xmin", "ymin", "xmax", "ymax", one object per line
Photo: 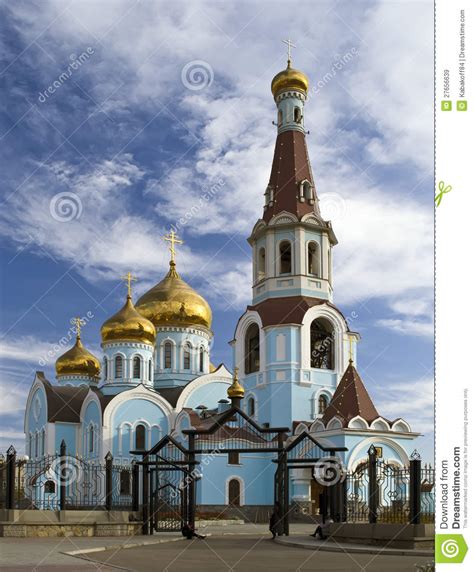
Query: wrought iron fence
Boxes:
[
  {"xmin": 343, "ymin": 448, "xmax": 434, "ymax": 524},
  {"xmin": 0, "ymin": 443, "xmax": 139, "ymax": 511}
]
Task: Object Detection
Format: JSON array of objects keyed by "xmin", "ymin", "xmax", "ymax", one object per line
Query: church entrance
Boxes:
[{"xmin": 310, "ymin": 479, "xmax": 324, "ymax": 515}]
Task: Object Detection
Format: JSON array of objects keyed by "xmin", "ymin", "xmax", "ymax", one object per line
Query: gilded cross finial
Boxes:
[
  {"xmin": 348, "ymin": 336, "xmax": 354, "ymax": 363},
  {"xmin": 73, "ymin": 316, "xmax": 83, "ymax": 339},
  {"xmin": 163, "ymin": 229, "xmax": 183, "ymax": 263},
  {"xmin": 121, "ymin": 271, "xmax": 137, "ymax": 298},
  {"xmin": 282, "ymin": 37, "xmax": 296, "ymax": 64}
]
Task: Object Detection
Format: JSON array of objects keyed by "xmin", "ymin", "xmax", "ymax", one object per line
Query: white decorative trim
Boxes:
[
  {"xmin": 233, "ymin": 311, "xmax": 266, "ymax": 381},
  {"xmin": 391, "ymin": 419, "xmax": 411, "ymax": 433},
  {"xmin": 225, "ymin": 475, "xmax": 245, "ymax": 505},
  {"xmin": 310, "ymin": 419, "xmax": 325, "ymax": 433},
  {"xmin": 301, "ymin": 305, "xmax": 348, "ymax": 374},
  {"xmin": 269, "ymin": 211, "xmax": 298, "ymax": 226},
  {"xmin": 348, "ymin": 416, "xmax": 369, "ymax": 430},
  {"xmin": 370, "ymin": 417, "xmax": 391, "ymax": 432},
  {"xmin": 103, "ymin": 385, "xmax": 173, "ymax": 453},
  {"xmin": 347, "ymin": 437, "xmax": 410, "ymax": 471},
  {"xmin": 175, "ymin": 367, "xmax": 232, "ymax": 411},
  {"xmin": 326, "ymin": 417, "xmax": 343, "ymax": 430}
]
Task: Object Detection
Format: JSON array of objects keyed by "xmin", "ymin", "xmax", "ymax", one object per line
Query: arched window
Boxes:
[
  {"xmin": 35, "ymin": 432, "xmax": 39, "ymax": 458},
  {"xmin": 199, "ymin": 347, "xmax": 204, "ymax": 372},
  {"xmin": 89, "ymin": 426, "xmax": 94, "ymax": 453},
  {"xmin": 279, "ymin": 241, "xmax": 292, "ymax": 274},
  {"xmin": 318, "ymin": 394, "xmax": 329, "ymax": 414},
  {"xmin": 228, "ymin": 478, "xmax": 241, "ymax": 506},
  {"xmin": 245, "ymin": 323, "xmax": 260, "ymax": 374},
  {"xmin": 135, "ymin": 424, "xmax": 146, "ymax": 450},
  {"xmin": 44, "ymin": 480, "xmax": 55, "ymax": 494},
  {"xmin": 248, "ymin": 397, "xmax": 255, "ymax": 417},
  {"xmin": 294, "ymin": 106, "xmax": 302, "ymax": 123},
  {"xmin": 183, "ymin": 343, "xmax": 191, "ymax": 370},
  {"xmin": 148, "ymin": 359, "xmax": 153, "ymax": 381},
  {"xmin": 133, "ymin": 356, "xmax": 141, "ymax": 379},
  {"xmin": 103, "ymin": 358, "xmax": 108, "ymax": 379},
  {"xmin": 310, "ymin": 319, "xmax": 334, "ymax": 369},
  {"xmin": 164, "ymin": 342, "xmax": 172, "ymax": 369},
  {"xmin": 278, "ymin": 109, "xmax": 283, "ymax": 126},
  {"xmin": 114, "ymin": 355, "xmax": 123, "ymax": 378},
  {"xmin": 303, "ymin": 180, "xmax": 312, "ymax": 200},
  {"xmin": 308, "ymin": 242, "xmax": 321, "ymax": 277},
  {"xmin": 257, "ymin": 247, "xmax": 266, "ymax": 281},
  {"xmin": 41, "ymin": 429, "xmax": 45, "ymax": 456}
]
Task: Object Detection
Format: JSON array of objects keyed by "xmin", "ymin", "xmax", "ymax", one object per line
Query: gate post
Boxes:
[
  {"xmin": 409, "ymin": 451, "xmax": 422, "ymax": 524},
  {"xmin": 187, "ymin": 434, "xmax": 196, "ymax": 530},
  {"xmin": 368, "ymin": 445, "xmax": 377, "ymax": 524},
  {"xmin": 59, "ymin": 440, "xmax": 67, "ymax": 511},
  {"xmin": 141, "ymin": 454, "xmax": 150, "ymax": 535},
  {"xmin": 6, "ymin": 445, "xmax": 16, "ymax": 510},
  {"xmin": 132, "ymin": 460, "xmax": 139, "ymax": 512},
  {"xmin": 105, "ymin": 452, "xmax": 113, "ymax": 511}
]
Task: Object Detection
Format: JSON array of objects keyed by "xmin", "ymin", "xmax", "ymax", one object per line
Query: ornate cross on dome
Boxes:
[
  {"xmin": 163, "ymin": 229, "xmax": 183, "ymax": 263},
  {"xmin": 282, "ymin": 37, "xmax": 296, "ymax": 63},
  {"xmin": 73, "ymin": 316, "xmax": 84, "ymax": 339},
  {"xmin": 121, "ymin": 271, "xmax": 137, "ymax": 298}
]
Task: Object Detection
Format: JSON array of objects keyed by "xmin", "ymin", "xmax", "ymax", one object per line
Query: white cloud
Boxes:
[
  {"xmin": 376, "ymin": 318, "xmax": 433, "ymax": 338},
  {"xmin": 1, "ymin": 1, "xmax": 434, "ymax": 317},
  {"xmin": 374, "ymin": 377, "xmax": 434, "ymax": 434}
]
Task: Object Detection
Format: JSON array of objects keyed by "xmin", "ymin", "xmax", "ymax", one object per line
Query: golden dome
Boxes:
[
  {"xmin": 56, "ymin": 334, "xmax": 100, "ymax": 379},
  {"xmin": 271, "ymin": 60, "xmax": 309, "ymax": 98},
  {"xmin": 101, "ymin": 294, "xmax": 156, "ymax": 345},
  {"xmin": 227, "ymin": 368, "xmax": 245, "ymax": 399},
  {"xmin": 136, "ymin": 261, "xmax": 212, "ymax": 329}
]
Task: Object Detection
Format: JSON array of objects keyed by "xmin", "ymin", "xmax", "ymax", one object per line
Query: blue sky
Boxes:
[{"xmin": 0, "ymin": 0, "xmax": 434, "ymax": 459}]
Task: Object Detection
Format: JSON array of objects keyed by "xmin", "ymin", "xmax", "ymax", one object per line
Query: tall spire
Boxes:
[{"xmin": 264, "ymin": 56, "xmax": 320, "ymax": 222}]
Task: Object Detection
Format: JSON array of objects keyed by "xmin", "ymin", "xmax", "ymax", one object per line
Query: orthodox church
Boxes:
[{"xmin": 24, "ymin": 52, "xmax": 418, "ymax": 514}]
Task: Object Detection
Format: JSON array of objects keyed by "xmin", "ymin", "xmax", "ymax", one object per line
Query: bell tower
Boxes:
[
  {"xmin": 233, "ymin": 44, "xmax": 357, "ymax": 429},
  {"xmin": 249, "ymin": 46, "xmax": 337, "ymax": 306}
]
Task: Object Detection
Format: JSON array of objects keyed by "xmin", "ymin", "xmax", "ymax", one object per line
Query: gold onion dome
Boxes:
[
  {"xmin": 227, "ymin": 368, "xmax": 245, "ymax": 399},
  {"xmin": 271, "ymin": 59, "xmax": 309, "ymax": 98},
  {"xmin": 136, "ymin": 261, "xmax": 212, "ymax": 330},
  {"xmin": 101, "ymin": 294, "xmax": 156, "ymax": 345},
  {"xmin": 55, "ymin": 333, "xmax": 100, "ymax": 378}
]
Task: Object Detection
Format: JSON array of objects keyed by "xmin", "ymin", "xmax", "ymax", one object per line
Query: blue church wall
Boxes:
[
  {"xmin": 154, "ymin": 329, "xmax": 209, "ymax": 387},
  {"xmin": 182, "ymin": 381, "xmax": 230, "ymax": 410},
  {"xmin": 54, "ymin": 423, "xmax": 77, "ymax": 454},
  {"xmin": 196, "ymin": 452, "xmax": 275, "ymax": 505},
  {"xmin": 111, "ymin": 398, "xmax": 169, "ymax": 459},
  {"xmin": 26, "ymin": 387, "xmax": 48, "ymax": 458},
  {"xmin": 82, "ymin": 400, "xmax": 102, "ymax": 460}
]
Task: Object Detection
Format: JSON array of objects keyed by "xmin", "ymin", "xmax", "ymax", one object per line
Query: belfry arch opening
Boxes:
[
  {"xmin": 310, "ymin": 318, "xmax": 334, "ymax": 370},
  {"xmin": 257, "ymin": 247, "xmax": 266, "ymax": 281},
  {"xmin": 308, "ymin": 242, "xmax": 321, "ymax": 277},
  {"xmin": 279, "ymin": 241, "xmax": 292, "ymax": 274},
  {"xmin": 245, "ymin": 323, "xmax": 260, "ymax": 374}
]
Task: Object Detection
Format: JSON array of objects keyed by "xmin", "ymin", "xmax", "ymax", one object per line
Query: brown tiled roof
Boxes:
[
  {"xmin": 37, "ymin": 374, "xmax": 89, "ymax": 423},
  {"xmin": 263, "ymin": 130, "xmax": 320, "ymax": 222},
  {"xmin": 157, "ymin": 386, "xmax": 186, "ymax": 407},
  {"xmin": 247, "ymin": 296, "xmax": 347, "ymax": 328},
  {"xmin": 322, "ymin": 362, "xmax": 380, "ymax": 426}
]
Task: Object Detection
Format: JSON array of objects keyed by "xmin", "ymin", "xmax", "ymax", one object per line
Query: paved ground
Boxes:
[
  {"xmin": 81, "ymin": 535, "xmax": 434, "ymax": 571},
  {"xmin": 0, "ymin": 524, "xmax": 434, "ymax": 571}
]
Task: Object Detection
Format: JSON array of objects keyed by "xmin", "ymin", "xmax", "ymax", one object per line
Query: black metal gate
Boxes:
[{"xmin": 150, "ymin": 467, "xmax": 188, "ymax": 532}]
